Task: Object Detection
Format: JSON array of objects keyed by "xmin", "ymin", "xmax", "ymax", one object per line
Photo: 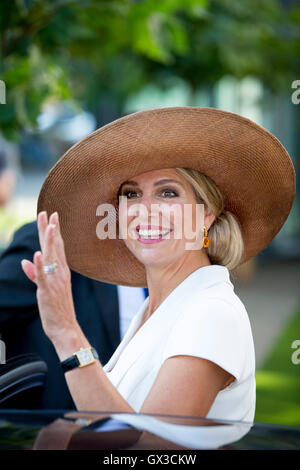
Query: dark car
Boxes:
[
  {"xmin": 0, "ymin": 408, "xmax": 299, "ymax": 451},
  {"xmin": 0, "ymin": 354, "xmax": 299, "ymax": 452}
]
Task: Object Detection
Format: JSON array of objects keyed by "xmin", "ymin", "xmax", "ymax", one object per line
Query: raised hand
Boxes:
[{"xmin": 21, "ymin": 211, "xmax": 79, "ymax": 343}]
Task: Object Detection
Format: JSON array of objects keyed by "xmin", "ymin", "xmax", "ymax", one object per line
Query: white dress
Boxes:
[{"xmin": 103, "ymin": 265, "xmax": 256, "ymax": 423}]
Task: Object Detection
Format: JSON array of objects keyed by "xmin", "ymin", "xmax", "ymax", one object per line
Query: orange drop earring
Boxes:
[{"xmin": 203, "ymin": 225, "xmax": 210, "ymax": 248}]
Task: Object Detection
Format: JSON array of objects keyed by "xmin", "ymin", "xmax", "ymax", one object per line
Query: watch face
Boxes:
[{"xmin": 76, "ymin": 348, "xmax": 95, "ymax": 367}]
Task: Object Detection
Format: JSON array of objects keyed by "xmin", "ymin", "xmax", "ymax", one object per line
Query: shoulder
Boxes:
[
  {"xmin": 176, "ymin": 293, "xmax": 250, "ymax": 341},
  {"xmin": 184, "ymin": 281, "xmax": 249, "ymax": 322},
  {"xmin": 161, "ymin": 285, "xmax": 255, "ymax": 382},
  {"xmin": 167, "ymin": 282, "xmax": 254, "ymax": 358}
]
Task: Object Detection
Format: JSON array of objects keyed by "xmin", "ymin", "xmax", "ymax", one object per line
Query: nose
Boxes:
[{"xmin": 130, "ymin": 194, "xmax": 163, "ymax": 226}]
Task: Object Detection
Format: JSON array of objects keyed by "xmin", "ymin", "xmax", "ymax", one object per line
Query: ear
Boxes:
[
  {"xmin": 21, "ymin": 259, "xmax": 37, "ymax": 285},
  {"xmin": 204, "ymin": 206, "xmax": 216, "ymax": 227}
]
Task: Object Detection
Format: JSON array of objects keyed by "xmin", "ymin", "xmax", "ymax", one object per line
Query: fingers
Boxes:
[
  {"xmin": 34, "ymin": 250, "xmax": 49, "ymax": 290},
  {"xmin": 37, "ymin": 211, "xmax": 67, "ymax": 266},
  {"xmin": 43, "ymin": 223, "xmax": 57, "ymax": 267},
  {"xmin": 31, "ymin": 210, "xmax": 70, "ymax": 287},
  {"xmin": 50, "ymin": 212, "xmax": 68, "ymax": 267},
  {"xmin": 37, "ymin": 210, "xmax": 58, "ymax": 266},
  {"xmin": 37, "ymin": 211, "xmax": 48, "ymax": 253},
  {"xmin": 21, "ymin": 252, "xmax": 49, "ymax": 290},
  {"xmin": 21, "ymin": 259, "xmax": 37, "ymax": 284}
]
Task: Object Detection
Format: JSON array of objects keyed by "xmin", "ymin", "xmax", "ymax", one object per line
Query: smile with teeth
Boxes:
[{"xmin": 137, "ymin": 228, "xmax": 171, "ymax": 239}]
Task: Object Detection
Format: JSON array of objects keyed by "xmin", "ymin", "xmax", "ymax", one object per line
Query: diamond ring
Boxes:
[{"xmin": 43, "ymin": 262, "xmax": 59, "ymax": 274}]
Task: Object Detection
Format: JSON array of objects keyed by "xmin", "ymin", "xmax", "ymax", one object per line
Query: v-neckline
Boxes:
[
  {"xmin": 104, "ymin": 265, "xmax": 231, "ymax": 375},
  {"xmin": 104, "ymin": 297, "xmax": 150, "ymax": 374},
  {"xmin": 127, "ymin": 303, "xmax": 150, "ymax": 343}
]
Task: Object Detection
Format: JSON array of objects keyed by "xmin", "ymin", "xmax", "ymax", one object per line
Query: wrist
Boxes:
[{"xmin": 51, "ymin": 325, "xmax": 90, "ymax": 362}]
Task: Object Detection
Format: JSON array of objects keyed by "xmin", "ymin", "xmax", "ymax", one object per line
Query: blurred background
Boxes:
[{"xmin": 0, "ymin": 0, "xmax": 299, "ymax": 426}]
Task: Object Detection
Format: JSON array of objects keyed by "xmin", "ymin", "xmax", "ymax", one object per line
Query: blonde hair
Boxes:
[{"xmin": 175, "ymin": 168, "xmax": 244, "ymax": 272}]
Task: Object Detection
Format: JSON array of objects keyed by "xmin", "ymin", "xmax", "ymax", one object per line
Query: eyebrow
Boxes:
[{"xmin": 119, "ymin": 178, "xmax": 185, "ymax": 192}]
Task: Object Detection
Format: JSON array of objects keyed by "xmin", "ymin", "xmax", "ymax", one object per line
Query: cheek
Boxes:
[
  {"xmin": 167, "ymin": 204, "xmax": 186, "ymax": 239},
  {"xmin": 172, "ymin": 203, "xmax": 203, "ymax": 238},
  {"xmin": 118, "ymin": 204, "xmax": 141, "ymax": 242},
  {"xmin": 171, "ymin": 204, "xmax": 184, "ymax": 226},
  {"xmin": 117, "ymin": 205, "xmax": 129, "ymax": 237}
]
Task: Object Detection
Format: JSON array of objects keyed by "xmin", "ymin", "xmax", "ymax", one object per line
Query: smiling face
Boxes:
[{"xmin": 117, "ymin": 168, "xmax": 213, "ymax": 269}]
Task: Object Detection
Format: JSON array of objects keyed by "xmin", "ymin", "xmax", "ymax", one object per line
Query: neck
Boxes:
[{"xmin": 144, "ymin": 250, "xmax": 212, "ymax": 321}]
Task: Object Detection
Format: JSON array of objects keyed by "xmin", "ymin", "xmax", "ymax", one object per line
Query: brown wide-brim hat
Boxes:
[{"xmin": 37, "ymin": 106, "xmax": 296, "ymax": 287}]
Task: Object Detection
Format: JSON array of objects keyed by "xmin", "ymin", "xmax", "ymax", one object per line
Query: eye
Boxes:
[
  {"xmin": 120, "ymin": 189, "xmax": 139, "ymax": 199},
  {"xmin": 161, "ymin": 188, "xmax": 178, "ymax": 198},
  {"xmin": 120, "ymin": 187, "xmax": 179, "ymax": 199}
]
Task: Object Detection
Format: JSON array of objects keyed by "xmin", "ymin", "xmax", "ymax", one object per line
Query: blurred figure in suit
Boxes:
[
  {"xmin": 0, "ymin": 220, "xmax": 148, "ymax": 409},
  {"xmin": 0, "ymin": 137, "xmax": 20, "ymax": 254}
]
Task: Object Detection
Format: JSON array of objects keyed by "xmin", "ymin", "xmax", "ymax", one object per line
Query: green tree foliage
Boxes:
[{"xmin": 0, "ymin": 0, "xmax": 299, "ymax": 139}]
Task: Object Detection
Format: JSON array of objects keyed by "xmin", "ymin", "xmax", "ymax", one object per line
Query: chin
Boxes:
[{"xmin": 134, "ymin": 250, "xmax": 169, "ymax": 267}]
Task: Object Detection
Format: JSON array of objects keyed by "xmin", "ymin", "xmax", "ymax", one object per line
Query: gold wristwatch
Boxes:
[{"xmin": 60, "ymin": 347, "xmax": 99, "ymax": 373}]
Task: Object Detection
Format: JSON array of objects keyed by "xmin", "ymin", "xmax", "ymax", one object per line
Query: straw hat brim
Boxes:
[{"xmin": 37, "ymin": 107, "xmax": 296, "ymax": 287}]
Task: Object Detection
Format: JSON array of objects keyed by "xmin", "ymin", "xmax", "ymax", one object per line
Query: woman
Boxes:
[{"xmin": 21, "ymin": 107, "xmax": 296, "ymax": 423}]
